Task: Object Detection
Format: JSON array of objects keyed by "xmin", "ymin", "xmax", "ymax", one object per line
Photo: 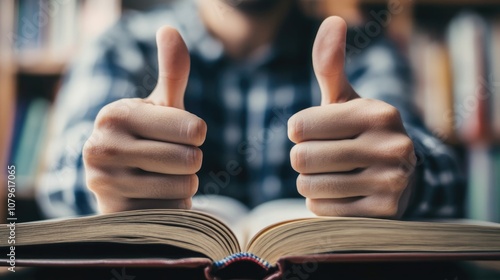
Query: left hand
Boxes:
[{"xmin": 288, "ymin": 16, "xmax": 416, "ymax": 218}]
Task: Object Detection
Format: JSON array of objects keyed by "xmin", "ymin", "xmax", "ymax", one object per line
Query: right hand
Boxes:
[{"xmin": 83, "ymin": 27, "xmax": 207, "ymax": 214}]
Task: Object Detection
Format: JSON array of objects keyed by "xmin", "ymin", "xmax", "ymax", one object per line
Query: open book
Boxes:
[{"xmin": 1, "ymin": 196, "xmax": 500, "ymax": 279}]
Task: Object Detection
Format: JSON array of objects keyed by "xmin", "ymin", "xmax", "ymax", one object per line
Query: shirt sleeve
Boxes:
[
  {"xmin": 36, "ymin": 22, "xmax": 147, "ymax": 218},
  {"xmin": 346, "ymin": 38, "xmax": 465, "ymax": 219}
]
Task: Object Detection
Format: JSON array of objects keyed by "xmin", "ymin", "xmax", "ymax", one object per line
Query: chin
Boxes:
[{"xmin": 221, "ymin": 0, "xmax": 284, "ymax": 14}]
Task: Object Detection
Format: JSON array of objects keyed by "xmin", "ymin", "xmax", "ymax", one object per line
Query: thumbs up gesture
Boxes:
[
  {"xmin": 83, "ymin": 27, "xmax": 207, "ymax": 214},
  {"xmin": 288, "ymin": 17, "xmax": 416, "ymax": 218}
]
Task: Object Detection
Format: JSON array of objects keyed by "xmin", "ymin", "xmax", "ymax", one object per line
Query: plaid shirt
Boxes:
[{"xmin": 37, "ymin": 0, "xmax": 465, "ymax": 219}]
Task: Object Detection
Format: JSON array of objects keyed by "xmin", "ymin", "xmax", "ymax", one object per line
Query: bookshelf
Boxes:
[
  {"xmin": 0, "ymin": 0, "xmax": 122, "ymax": 222},
  {"xmin": 0, "ymin": 0, "xmax": 499, "ymax": 222},
  {"xmin": 0, "ymin": 0, "xmax": 16, "ymax": 222}
]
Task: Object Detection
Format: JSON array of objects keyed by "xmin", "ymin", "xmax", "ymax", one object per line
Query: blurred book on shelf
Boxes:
[
  {"xmin": 10, "ymin": 99, "xmax": 51, "ymax": 196},
  {"xmin": 411, "ymin": 29, "xmax": 455, "ymax": 143},
  {"xmin": 489, "ymin": 19, "xmax": 500, "ymax": 141},
  {"xmin": 410, "ymin": 9, "xmax": 500, "ymax": 222},
  {"xmin": 1, "ymin": 0, "xmax": 122, "ymax": 206},
  {"xmin": 494, "ymin": 148, "xmax": 500, "ymax": 221},
  {"xmin": 467, "ymin": 146, "xmax": 500, "ymax": 223},
  {"xmin": 447, "ymin": 12, "xmax": 490, "ymax": 144},
  {"xmin": 11, "ymin": 0, "xmax": 121, "ymax": 73}
]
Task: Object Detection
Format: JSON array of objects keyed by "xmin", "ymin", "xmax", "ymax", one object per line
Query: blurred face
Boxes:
[{"xmin": 221, "ymin": 0, "xmax": 284, "ymax": 14}]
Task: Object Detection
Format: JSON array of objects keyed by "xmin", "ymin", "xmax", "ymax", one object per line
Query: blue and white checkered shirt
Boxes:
[{"xmin": 37, "ymin": 0, "xmax": 465, "ymax": 219}]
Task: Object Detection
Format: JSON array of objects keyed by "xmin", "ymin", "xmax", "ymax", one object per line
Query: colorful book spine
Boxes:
[
  {"xmin": 12, "ymin": 98, "xmax": 51, "ymax": 193},
  {"xmin": 490, "ymin": 19, "xmax": 500, "ymax": 141},
  {"xmin": 447, "ymin": 12, "xmax": 490, "ymax": 144},
  {"xmin": 492, "ymin": 147, "xmax": 500, "ymax": 223},
  {"xmin": 13, "ymin": 0, "xmax": 120, "ymax": 55},
  {"xmin": 466, "ymin": 145, "xmax": 493, "ymax": 222}
]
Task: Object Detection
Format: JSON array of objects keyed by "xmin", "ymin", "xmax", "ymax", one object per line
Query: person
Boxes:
[{"xmin": 37, "ymin": 0, "xmax": 464, "ymax": 219}]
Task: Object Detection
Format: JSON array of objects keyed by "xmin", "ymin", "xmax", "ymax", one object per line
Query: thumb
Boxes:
[
  {"xmin": 147, "ymin": 26, "xmax": 190, "ymax": 109},
  {"xmin": 313, "ymin": 16, "xmax": 359, "ymax": 105}
]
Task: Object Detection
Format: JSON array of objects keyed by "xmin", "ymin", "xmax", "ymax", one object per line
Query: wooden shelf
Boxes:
[
  {"xmin": 14, "ymin": 50, "xmax": 73, "ymax": 75},
  {"xmin": 414, "ymin": 0, "xmax": 500, "ymax": 4},
  {"xmin": 360, "ymin": 0, "xmax": 500, "ymax": 4},
  {"xmin": 0, "ymin": 0, "xmax": 15, "ymax": 221},
  {"xmin": 0, "ymin": 64, "xmax": 15, "ymax": 221},
  {"xmin": 16, "ymin": 59, "xmax": 68, "ymax": 75}
]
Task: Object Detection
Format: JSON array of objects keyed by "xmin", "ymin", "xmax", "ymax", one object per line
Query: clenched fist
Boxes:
[
  {"xmin": 83, "ymin": 27, "xmax": 207, "ymax": 213},
  {"xmin": 289, "ymin": 17, "xmax": 416, "ymax": 218}
]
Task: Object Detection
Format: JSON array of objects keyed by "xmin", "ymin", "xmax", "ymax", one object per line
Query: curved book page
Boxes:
[
  {"xmin": 246, "ymin": 217, "xmax": 500, "ymax": 265},
  {"xmin": 0, "ymin": 209, "xmax": 240, "ymax": 262}
]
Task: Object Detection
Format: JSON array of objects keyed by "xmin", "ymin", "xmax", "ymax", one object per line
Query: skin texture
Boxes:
[
  {"xmin": 83, "ymin": 27, "xmax": 206, "ymax": 213},
  {"xmin": 288, "ymin": 17, "xmax": 416, "ymax": 218},
  {"xmin": 83, "ymin": 2, "xmax": 416, "ymax": 218}
]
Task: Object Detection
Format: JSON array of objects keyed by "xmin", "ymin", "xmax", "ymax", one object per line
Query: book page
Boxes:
[
  {"xmin": 241, "ymin": 199, "xmax": 315, "ymax": 245},
  {"xmin": 193, "ymin": 197, "xmax": 315, "ymax": 248},
  {"xmin": 0, "ymin": 209, "xmax": 241, "ymax": 261},
  {"xmin": 192, "ymin": 195, "xmax": 249, "ymax": 243},
  {"xmin": 246, "ymin": 217, "xmax": 500, "ymax": 265}
]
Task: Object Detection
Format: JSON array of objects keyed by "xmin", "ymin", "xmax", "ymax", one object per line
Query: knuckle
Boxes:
[
  {"xmin": 82, "ymin": 139, "xmax": 95, "ymax": 163},
  {"xmin": 95, "ymin": 104, "xmax": 114, "ymax": 129},
  {"xmin": 372, "ymin": 104, "xmax": 400, "ymax": 126},
  {"xmin": 375, "ymin": 199, "xmax": 399, "ymax": 218},
  {"xmin": 288, "ymin": 114, "xmax": 304, "ymax": 143},
  {"xmin": 95, "ymin": 101, "xmax": 128, "ymax": 130},
  {"xmin": 383, "ymin": 169, "xmax": 409, "ymax": 192},
  {"xmin": 86, "ymin": 169, "xmax": 113, "ymax": 196},
  {"xmin": 296, "ymin": 175, "xmax": 312, "ymax": 197},
  {"xmin": 377, "ymin": 136, "xmax": 415, "ymax": 163},
  {"xmin": 397, "ymin": 137, "xmax": 415, "ymax": 158},
  {"xmin": 185, "ymin": 147, "xmax": 203, "ymax": 172},
  {"xmin": 290, "ymin": 144, "xmax": 307, "ymax": 173},
  {"xmin": 83, "ymin": 138, "xmax": 120, "ymax": 161},
  {"xmin": 305, "ymin": 198, "xmax": 319, "ymax": 214},
  {"xmin": 82, "ymin": 137, "xmax": 102, "ymax": 163},
  {"xmin": 183, "ymin": 175, "xmax": 199, "ymax": 197},
  {"xmin": 186, "ymin": 118, "xmax": 207, "ymax": 146}
]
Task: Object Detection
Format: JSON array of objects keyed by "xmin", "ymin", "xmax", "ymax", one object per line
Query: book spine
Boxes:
[
  {"xmin": 8, "ymin": 99, "xmax": 30, "ymax": 164},
  {"xmin": 466, "ymin": 145, "xmax": 496, "ymax": 222},
  {"xmin": 12, "ymin": 98, "xmax": 51, "ymax": 193},
  {"xmin": 411, "ymin": 29, "xmax": 454, "ymax": 141},
  {"xmin": 213, "ymin": 252, "xmax": 271, "ymax": 270},
  {"xmin": 493, "ymin": 147, "xmax": 500, "ymax": 223},
  {"xmin": 13, "ymin": 0, "xmax": 120, "ymax": 57},
  {"xmin": 491, "ymin": 19, "xmax": 500, "ymax": 140},
  {"xmin": 447, "ymin": 12, "xmax": 490, "ymax": 143}
]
